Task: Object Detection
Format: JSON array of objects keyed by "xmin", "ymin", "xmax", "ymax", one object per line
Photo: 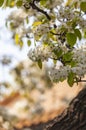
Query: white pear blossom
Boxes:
[
  {"xmin": 5, "ymin": 0, "xmax": 86, "ymax": 85},
  {"xmin": 7, "ymin": 9, "xmax": 28, "ymax": 28},
  {"xmin": 28, "ymin": 43, "xmax": 60, "ymax": 61},
  {"xmin": 49, "ymin": 49, "xmax": 86, "ymax": 81},
  {"xmin": 28, "ymin": 45, "xmax": 52, "ymax": 61},
  {"xmin": 49, "ymin": 65, "xmax": 71, "ymax": 82},
  {"xmin": 33, "ymin": 23, "xmax": 50, "ymax": 38},
  {"xmin": 45, "ymin": 0, "xmax": 63, "ymax": 9}
]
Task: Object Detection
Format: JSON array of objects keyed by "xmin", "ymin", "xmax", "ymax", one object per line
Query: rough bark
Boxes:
[
  {"xmin": 45, "ymin": 88, "xmax": 86, "ymax": 130},
  {"xmin": 14, "ymin": 88, "xmax": 86, "ymax": 130}
]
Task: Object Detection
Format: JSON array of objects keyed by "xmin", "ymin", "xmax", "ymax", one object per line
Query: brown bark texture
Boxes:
[
  {"xmin": 14, "ymin": 88, "xmax": 86, "ymax": 130},
  {"xmin": 45, "ymin": 87, "xmax": 86, "ymax": 130}
]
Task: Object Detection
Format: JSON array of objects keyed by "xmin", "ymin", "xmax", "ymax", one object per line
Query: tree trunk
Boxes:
[{"xmin": 45, "ymin": 88, "xmax": 86, "ymax": 130}]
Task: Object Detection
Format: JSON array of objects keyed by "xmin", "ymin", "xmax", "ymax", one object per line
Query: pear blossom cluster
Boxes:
[
  {"xmin": 49, "ymin": 65, "xmax": 71, "ymax": 82},
  {"xmin": 42, "ymin": 0, "xmax": 63, "ymax": 9},
  {"xmin": 6, "ymin": 0, "xmax": 86, "ymax": 85},
  {"xmin": 28, "ymin": 44, "xmax": 54, "ymax": 61},
  {"xmin": 73, "ymin": 49, "xmax": 86, "ymax": 64},
  {"xmin": 72, "ymin": 49, "xmax": 86, "ymax": 76},
  {"xmin": 33, "ymin": 23, "xmax": 50, "ymax": 39},
  {"xmin": 7, "ymin": 9, "xmax": 28, "ymax": 29},
  {"xmin": 7, "ymin": 0, "xmax": 86, "ymax": 43},
  {"xmin": 28, "ymin": 44, "xmax": 86, "ymax": 82},
  {"xmin": 28, "ymin": 41, "xmax": 69, "ymax": 61},
  {"xmin": 49, "ymin": 49, "xmax": 86, "ymax": 82},
  {"xmin": 55, "ymin": 6, "xmax": 86, "ymax": 33},
  {"xmin": 57, "ymin": 6, "xmax": 78, "ymax": 21}
]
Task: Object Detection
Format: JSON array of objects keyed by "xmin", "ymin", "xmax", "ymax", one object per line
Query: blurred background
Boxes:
[{"xmin": 0, "ymin": 7, "xmax": 85, "ymax": 130}]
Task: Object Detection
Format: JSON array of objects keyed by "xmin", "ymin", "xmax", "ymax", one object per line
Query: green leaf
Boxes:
[
  {"xmin": 53, "ymin": 49, "xmax": 63, "ymax": 59},
  {"xmin": 80, "ymin": 2, "xmax": 86, "ymax": 12},
  {"xmin": 66, "ymin": 33, "xmax": 77, "ymax": 47},
  {"xmin": 72, "ymin": 22, "xmax": 77, "ymax": 29},
  {"xmin": 16, "ymin": 0, "xmax": 22, "ymax": 7},
  {"xmin": 14, "ymin": 34, "xmax": 20, "ymax": 44},
  {"xmin": 37, "ymin": 60, "xmax": 42, "ymax": 69},
  {"xmin": 26, "ymin": 0, "xmax": 31, "ymax": 2},
  {"xmin": 9, "ymin": 0, "xmax": 15, "ymax": 7},
  {"xmin": 5, "ymin": 0, "xmax": 12, "ymax": 6},
  {"xmin": 40, "ymin": 0, "xmax": 47, "ymax": 6},
  {"xmin": 74, "ymin": 29, "xmax": 82, "ymax": 40},
  {"xmin": 19, "ymin": 40, "xmax": 23, "ymax": 47},
  {"xmin": 3, "ymin": 0, "xmax": 15, "ymax": 7},
  {"xmin": 69, "ymin": 60, "xmax": 77, "ymax": 67},
  {"xmin": 33, "ymin": 21, "xmax": 42, "ymax": 27},
  {"xmin": 53, "ymin": 59, "xmax": 57, "ymax": 65},
  {"xmin": 84, "ymin": 30, "xmax": 86, "ymax": 38},
  {"xmin": 0, "ymin": 0, "xmax": 4, "ymax": 7},
  {"xmin": 27, "ymin": 40, "xmax": 31, "ymax": 46},
  {"xmin": 63, "ymin": 52, "xmax": 73, "ymax": 62},
  {"xmin": 67, "ymin": 72, "xmax": 75, "ymax": 87},
  {"xmin": 26, "ymin": 17, "xmax": 29, "ymax": 24}
]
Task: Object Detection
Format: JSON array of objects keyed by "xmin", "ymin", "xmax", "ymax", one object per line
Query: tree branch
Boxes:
[
  {"xmin": 29, "ymin": 1, "xmax": 51, "ymax": 20},
  {"xmin": 74, "ymin": 77, "xmax": 86, "ymax": 83}
]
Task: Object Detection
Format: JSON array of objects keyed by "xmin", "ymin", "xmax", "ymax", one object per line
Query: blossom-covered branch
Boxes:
[{"xmin": 3, "ymin": 0, "xmax": 86, "ymax": 86}]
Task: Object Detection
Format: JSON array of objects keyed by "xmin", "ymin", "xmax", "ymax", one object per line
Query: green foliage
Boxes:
[
  {"xmin": 27, "ymin": 40, "xmax": 31, "ymax": 46},
  {"xmin": 14, "ymin": 33, "xmax": 20, "ymax": 44},
  {"xmin": 19, "ymin": 40, "xmax": 23, "ymax": 47},
  {"xmin": 68, "ymin": 60, "xmax": 77, "ymax": 67},
  {"xmin": 4, "ymin": 0, "xmax": 15, "ymax": 7},
  {"xmin": 66, "ymin": 33, "xmax": 77, "ymax": 47},
  {"xmin": 67, "ymin": 72, "xmax": 75, "ymax": 87},
  {"xmin": 74, "ymin": 29, "xmax": 82, "ymax": 40},
  {"xmin": 0, "ymin": 0, "xmax": 4, "ymax": 7},
  {"xmin": 40, "ymin": 0, "xmax": 47, "ymax": 6},
  {"xmin": 16, "ymin": 0, "xmax": 23, "ymax": 7},
  {"xmin": 37, "ymin": 59, "xmax": 42, "ymax": 69},
  {"xmin": 53, "ymin": 48, "xmax": 63, "ymax": 59},
  {"xmin": 26, "ymin": 0, "xmax": 32, "ymax": 2},
  {"xmin": 84, "ymin": 30, "xmax": 86, "ymax": 38},
  {"xmin": 32, "ymin": 21, "xmax": 42, "ymax": 27},
  {"xmin": 80, "ymin": 2, "xmax": 86, "ymax": 12},
  {"xmin": 3, "ymin": 0, "xmax": 86, "ymax": 87},
  {"xmin": 63, "ymin": 52, "xmax": 72, "ymax": 62},
  {"xmin": 63, "ymin": 52, "xmax": 72, "ymax": 61}
]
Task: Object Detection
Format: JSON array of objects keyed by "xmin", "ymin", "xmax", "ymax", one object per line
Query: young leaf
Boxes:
[
  {"xmin": 3, "ymin": 0, "xmax": 15, "ymax": 7},
  {"xmin": 9, "ymin": 0, "xmax": 15, "ymax": 7},
  {"xmin": 53, "ymin": 49, "xmax": 63, "ymax": 59},
  {"xmin": 80, "ymin": 2, "xmax": 86, "ymax": 12},
  {"xmin": 37, "ymin": 60, "xmax": 42, "ymax": 69},
  {"xmin": 67, "ymin": 72, "xmax": 75, "ymax": 87},
  {"xmin": 27, "ymin": 40, "xmax": 31, "ymax": 46},
  {"xmin": 74, "ymin": 29, "xmax": 82, "ymax": 40},
  {"xmin": 16, "ymin": 0, "xmax": 22, "ymax": 7},
  {"xmin": 66, "ymin": 33, "xmax": 77, "ymax": 47},
  {"xmin": 40, "ymin": 0, "xmax": 47, "ymax": 6},
  {"xmin": 63, "ymin": 52, "xmax": 72, "ymax": 62},
  {"xmin": 69, "ymin": 60, "xmax": 77, "ymax": 67},
  {"xmin": 53, "ymin": 59, "xmax": 57, "ymax": 65},
  {"xmin": 14, "ymin": 34, "xmax": 20, "ymax": 44},
  {"xmin": 19, "ymin": 40, "xmax": 23, "ymax": 47},
  {"xmin": 26, "ymin": 0, "xmax": 31, "ymax": 2},
  {"xmin": 0, "ymin": 0, "xmax": 4, "ymax": 7},
  {"xmin": 84, "ymin": 30, "xmax": 86, "ymax": 38},
  {"xmin": 26, "ymin": 17, "xmax": 29, "ymax": 24},
  {"xmin": 32, "ymin": 21, "xmax": 42, "ymax": 27}
]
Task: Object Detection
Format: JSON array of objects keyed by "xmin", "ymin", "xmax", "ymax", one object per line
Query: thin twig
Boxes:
[{"xmin": 77, "ymin": 80, "xmax": 86, "ymax": 82}]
